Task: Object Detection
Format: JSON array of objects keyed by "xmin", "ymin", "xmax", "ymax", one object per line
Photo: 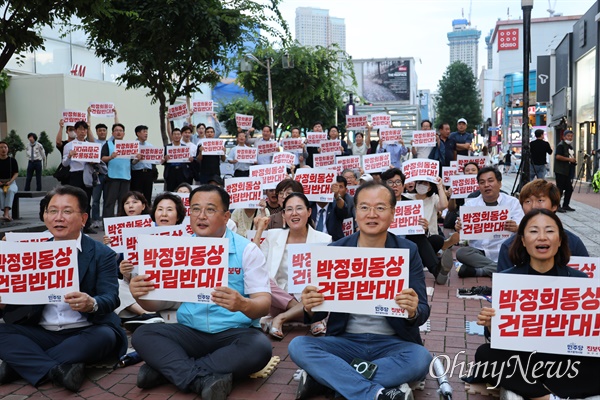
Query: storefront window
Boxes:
[{"xmin": 35, "ymin": 39, "xmax": 71, "ymax": 74}]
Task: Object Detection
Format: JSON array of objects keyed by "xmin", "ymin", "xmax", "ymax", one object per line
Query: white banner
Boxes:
[
  {"xmin": 402, "ymin": 158, "xmax": 439, "ymax": 184},
  {"xmin": 362, "ymin": 152, "xmax": 391, "ymax": 173},
  {"xmin": 71, "ymin": 141, "xmax": 102, "ymax": 163},
  {"xmin": 294, "ymin": 168, "xmax": 335, "ymax": 202},
  {"xmin": 459, "ymin": 206, "xmax": 512, "ymax": 240},
  {"xmin": 224, "ymin": 177, "xmax": 262, "ymax": 209},
  {"xmin": 104, "ymin": 215, "xmax": 154, "ymax": 253},
  {"xmin": 114, "ymin": 140, "xmax": 140, "ymax": 159},
  {"xmin": 388, "ymin": 200, "xmax": 426, "ymax": 235}
]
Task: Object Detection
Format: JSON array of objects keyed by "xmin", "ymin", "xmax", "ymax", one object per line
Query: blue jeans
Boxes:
[
  {"xmin": 288, "ymin": 333, "xmax": 432, "ymax": 400},
  {"xmin": 91, "ymin": 174, "xmax": 106, "ymax": 221},
  {"xmin": 530, "ymin": 164, "xmax": 547, "ymax": 180}
]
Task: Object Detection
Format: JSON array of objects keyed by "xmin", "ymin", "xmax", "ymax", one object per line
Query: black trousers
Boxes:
[
  {"xmin": 555, "ymin": 172, "xmax": 573, "ymax": 207},
  {"xmin": 165, "ymin": 165, "xmax": 191, "ymax": 192},
  {"xmin": 25, "ymin": 160, "xmax": 43, "ymax": 191},
  {"xmin": 406, "ymin": 234, "xmax": 440, "ymax": 275},
  {"xmin": 131, "ymin": 169, "xmax": 155, "ymax": 204},
  {"xmin": 474, "ymin": 343, "xmax": 600, "ymax": 398},
  {"xmin": 233, "ymin": 170, "xmax": 250, "ymax": 177},
  {"xmin": 132, "ymin": 324, "xmax": 272, "ymax": 391}
]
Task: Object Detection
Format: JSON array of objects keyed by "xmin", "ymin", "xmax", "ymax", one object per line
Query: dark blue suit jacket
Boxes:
[
  {"xmin": 311, "ymin": 201, "xmax": 349, "ymax": 241},
  {"xmin": 308, "ymin": 232, "xmax": 430, "ymax": 345}
]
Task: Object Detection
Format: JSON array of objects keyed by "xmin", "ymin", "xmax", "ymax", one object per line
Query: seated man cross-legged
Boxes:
[
  {"xmin": 288, "ymin": 182, "xmax": 432, "ymax": 400},
  {"xmin": 129, "ymin": 185, "xmax": 272, "ymax": 399}
]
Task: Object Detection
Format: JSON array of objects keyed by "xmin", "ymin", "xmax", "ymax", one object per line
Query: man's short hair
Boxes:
[
  {"xmin": 437, "ymin": 122, "xmax": 450, "ymax": 131},
  {"xmin": 196, "ymin": 123, "xmax": 206, "ymax": 129},
  {"xmin": 205, "ymin": 126, "xmax": 215, "ymax": 133},
  {"xmin": 534, "ymin": 129, "xmax": 544, "ymax": 138},
  {"xmin": 421, "ymin": 119, "xmax": 432, "ymax": 128},
  {"xmin": 190, "ymin": 184, "xmax": 230, "ymax": 210},
  {"xmin": 112, "ymin": 123, "xmax": 125, "ymax": 132},
  {"xmin": 0, "ymin": 140, "xmax": 8, "ymax": 148},
  {"xmin": 151, "ymin": 192, "xmax": 186, "ymax": 224},
  {"xmin": 135, "ymin": 125, "xmax": 148, "ymax": 134},
  {"xmin": 336, "ymin": 175, "xmax": 347, "ymax": 187},
  {"xmin": 172, "ymin": 128, "xmax": 181, "ymax": 134},
  {"xmin": 263, "ymin": 125, "xmax": 272, "ymax": 133},
  {"xmin": 519, "ymin": 179, "xmax": 561, "ymax": 207},
  {"xmin": 354, "ymin": 181, "xmax": 396, "ymax": 209},
  {"xmin": 477, "ymin": 166, "xmax": 502, "ymax": 182},
  {"xmin": 380, "ymin": 168, "xmax": 405, "ymax": 184},
  {"xmin": 45, "ymin": 185, "xmax": 89, "ymax": 215},
  {"xmin": 27, "ymin": 132, "xmax": 37, "ymax": 141},
  {"xmin": 95, "ymin": 123, "xmax": 108, "ymax": 131},
  {"xmin": 74, "ymin": 121, "xmax": 88, "ymax": 130},
  {"xmin": 181, "ymin": 125, "xmax": 192, "ymax": 134}
]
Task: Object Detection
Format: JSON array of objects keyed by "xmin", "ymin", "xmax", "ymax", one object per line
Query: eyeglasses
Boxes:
[
  {"xmin": 190, "ymin": 206, "xmax": 222, "ymax": 217},
  {"xmin": 278, "ymin": 191, "xmax": 293, "ymax": 198},
  {"xmin": 283, "ymin": 206, "xmax": 307, "ymax": 214},
  {"xmin": 45, "ymin": 209, "xmax": 82, "ymax": 217},
  {"xmin": 386, "ymin": 180, "xmax": 404, "ymax": 187},
  {"xmin": 357, "ymin": 205, "xmax": 393, "ymax": 214}
]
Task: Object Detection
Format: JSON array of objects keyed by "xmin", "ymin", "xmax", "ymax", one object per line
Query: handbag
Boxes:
[{"xmin": 53, "ymin": 163, "xmax": 70, "ymax": 183}]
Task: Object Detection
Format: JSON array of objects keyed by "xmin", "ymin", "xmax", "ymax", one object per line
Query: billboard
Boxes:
[{"xmin": 362, "ymin": 59, "xmax": 410, "ymax": 102}]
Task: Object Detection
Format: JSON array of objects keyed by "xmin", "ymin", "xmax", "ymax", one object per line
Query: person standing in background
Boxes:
[
  {"xmin": 553, "ymin": 129, "xmax": 577, "ymax": 212},
  {"xmin": 529, "ymin": 129, "xmax": 552, "ymax": 180},
  {"xmin": 24, "ymin": 133, "xmax": 46, "ymax": 191}
]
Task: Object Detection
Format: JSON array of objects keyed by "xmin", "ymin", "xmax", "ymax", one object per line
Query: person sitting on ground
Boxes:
[
  {"xmin": 129, "ymin": 185, "xmax": 272, "ymax": 398},
  {"xmin": 0, "ymin": 186, "xmax": 127, "ymax": 392},
  {"xmin": 470, "ymin": 209, "xmax": 600, "ymax": 400},
  {"xmin": 451, "ymin": 167, "xmax": 524, "ymax": 277},
  {"xmin": 496, "ymin": 179, "xmax": 589, "ymax": 272},
  {"xmin": 288, "ymin": 181, "xmax": 431, "ymax": 400},
  {"xmin": 253, "ymin": 192, "xmax": 331, "ymax": 339},
  {"xmin": 111, "ymin": 191, "xmax": 164, "ymax": 330}
]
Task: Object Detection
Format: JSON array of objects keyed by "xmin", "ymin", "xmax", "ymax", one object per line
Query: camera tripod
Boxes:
[{"xmin": 573, "ymin": 154, "xmax": 591, "ymax": 193}]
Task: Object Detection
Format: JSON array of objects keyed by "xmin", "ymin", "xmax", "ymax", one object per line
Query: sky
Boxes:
[{"xmin": 270, "ymin": 0, "xmax": 595, "ymax": 91}]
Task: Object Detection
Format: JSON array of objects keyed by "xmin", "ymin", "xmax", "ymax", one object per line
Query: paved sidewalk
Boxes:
[{"xmin": 0, "ymin": 177, "xmax": 598, "ymax": 399}]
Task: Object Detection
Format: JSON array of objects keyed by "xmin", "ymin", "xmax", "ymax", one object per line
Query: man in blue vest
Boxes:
[
  {"xmin": 101, "ymin": 124, "xmax": 142, "ymax": 218},
  {"xmin": 129, "ymin": 185, "xmax": 272, "ymax": 399}
]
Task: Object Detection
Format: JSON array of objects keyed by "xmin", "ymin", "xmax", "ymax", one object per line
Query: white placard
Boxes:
[
  {"xmin": 140, "ymin": 145, "xmax": 163, "ymax": 164},
  {"xmin": 306, "ymin": 132, "xmax": 328, "ymax": 147},
  {"xmin": 71, "ymin": 141, "xmax": 102, "ymax": 163},
  {"xmin": 224, "ymin": 177, "xmax": 262, "ymax": 209},
  {"xmin": 167, "ymin": 103, "xmax": 190, "ymax": 120},
  {"xmin": 313, "ymin": 153, "xmax": 335, "ymax": 168},
  {"xmin": 411, "ymin": 130, "xmax": 437, "ymax": 147},
  {"xmin": 362, "ymin": 153, "xmax": 391, "ymax": 173},
  {"xmin": 166, "ymin": 145, "xmax": 192, "ymax": 163},
  {"xmin": 402, "ymin": 158, "xmax": 439, "ymax": 184},
  {"xmin": 320, "ymin": 140, "xmax": 342, "ymax": 155},
  {"xmin": 104, "ymin": 215, "xmax": 154, "ymax": 253},
  {"xmin": 371, "ymin": 113, "xmax": 391, "ymax": 129},
  {"xmin": 4, "ymin": 232, "xmax": 53, "ymax": 242},
  {"xmin": 232, "ymin": 147, "xmax": 258, "ymax": 163},
  {"xmin": 449, "ymin": 175, "xmax": 479, "ymax": 199},
  {"xmin": 199, "ymin": 139, "xmax": 224, "ymax": 156},
  {"xmin": 388, "ymin": 200, "xmax": 426, "ymax": 235},
  {"xmin": 442, "ymin": 166, "xmax": 459, "ymax": 186},
  {"xmin": 62, "ymin": 109, "xmax": 87, "ymax": 124},
  {"xmin": 192, "ymin": 100, "xmax": 213, "ymax": 113},
  {"xmin": 114, "ymin": 140, "xmax": 140, "ymax": 159},
  {"xmin": 567, "ymin": 256, "xmax": 599, "ymax": 279},
  {"xmin": 89, "ymin": 102, "xmax": 115, "ymax": 118},
  {"xmin": 294, "ymin": 168, "xmax": 336, "ymax": 202},
  {"xmin": 286, "ymin": 243, "xmax": 313, "ymax": 293},
  {"xmin": 346, "ymin": 115, "xmax": 368, "ymax": 130},
  {"xmin": 250, "ymin": 164, "xmax": 288, "ymax": 190},
  {"xmin": 456, "ymin": 155, "xmax": 487, "ymax": 172},
  {"xmin": 235, "ymin": 113, "xmax": 254, "ymax": 130},
  {"xmin": 459, "ymin": 206, "xmax": 512, "ymax": 240},
  {"xmin": 336, "ymin": 155, "xmax": 361, "ymax": 171},
  {"xmin": 272, "ymin": 152, "xmax": 296, "ymax": 166},
  {"xmin": 380, "ymin": 128, "xmax": 403, "ymax": 145}
]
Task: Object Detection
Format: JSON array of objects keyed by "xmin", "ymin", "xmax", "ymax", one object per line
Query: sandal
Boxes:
[
  {"xmin": 260, "ymin": 316, "xmax": 284, "ymax": 340},
  {"xmin": 310, "ymin": 320, "xmax": 326, "ymax": 336}
]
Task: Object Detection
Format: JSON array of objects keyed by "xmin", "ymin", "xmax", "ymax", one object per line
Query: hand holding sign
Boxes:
[
  {"xmin": 395, "ymin": 288, "xmax": 418, "ymax": 319},
  {"xmin": 211, "ymin": 286, "xmax": 246, "ymax": 312},
  {"xmin": 477, "ymin": 307, "xmax": 495, "ymax": 328},
  {"xmin": 129, "ymin": 275, "xmax": 155, "ymax": 299},
  {"xmin": 301, "ymin": 285, "xmax": 324, "ymax": 314}
]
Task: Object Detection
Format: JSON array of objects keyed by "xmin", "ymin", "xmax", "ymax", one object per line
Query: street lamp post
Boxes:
[
  {"xmin": 520, "ymin": 0, "xmax": 534, "ymax": 190},
  {"xmin": 244, "ymin": 54, "xmax": 274, "ymax": 130}
]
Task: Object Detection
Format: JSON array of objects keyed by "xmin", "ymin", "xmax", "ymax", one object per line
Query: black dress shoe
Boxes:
[
  {"xmin": 189, "ymin": 373, "xmax": 232, "ymax": 400},
  {"xmin": 137, "ymin": 363, "xmax": 169, "ymax": 389},
  {"xmin": 556, "ymin": 207, "xmax": 566, "ymax": 213},
  {"xmin": 562, "ymin": 205, "xmax": 576, "ymax": 212},
  {"xmin": 0, "ymin": 361, "xmax": 20, "ymax": 384},
  {"xmin": 49, "ymin": 363, "xmax": 86, "ymax": 392}
]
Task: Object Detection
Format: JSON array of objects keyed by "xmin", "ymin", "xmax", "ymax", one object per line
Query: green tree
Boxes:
[
  {"xmin": 0, "ymin": 0, "xmax": 109, "ymax": 71},
  {"xmin": 217, "ymin": 97, "xmax": 268, "ymax": 136},
  {"xmin": 435, "ymin": 61, "xmax": 482, "ymax": 132},
  {"xmin": 82, "ymin": 0, "xmax": 287, "ymax": 145},
  {"xmin": 236, "ymin": 42, "xmax": 356, "ymax": 135},
  {"xmin": 5, "ymin": 129, "xmax": 25, "ymax": 157},
  {"xmin": 38, "ymin": 130, "xmax": 54, "ymax": 156}
]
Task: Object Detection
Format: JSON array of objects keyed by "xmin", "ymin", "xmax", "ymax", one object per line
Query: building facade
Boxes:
[
  {"xmin": 447, "ymin": 19, "xmax": 481, "ymax": 77},
  {"xmin": 295, "ymin": 7, "xmax": 346, "ymax": 51}
]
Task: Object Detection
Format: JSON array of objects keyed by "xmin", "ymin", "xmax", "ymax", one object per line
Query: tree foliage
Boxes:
[
  {"xmin": 38, "ymin": 131, "xmax": 54, "ymax": 156},
  {"xmin": 236, "ymin": 42, "xmax": 356, "ymax": 135},
  {"xmin": 5, "ymin": 129, "xmax": 25, "ymax": 157},
  {"xmin": 217, "ymin": 97, "xmax": 268, "ymax": 136},
  {"xmin": 435, "ymin": 61, "xmax": 482, "ymax": 132},
  {"xmin": 0, "ymin": 0, "xmax": 109, "ymax": 71},
  {"xmin": 82, "ymin": 0, "xmax": 287, "ymax": 145}
]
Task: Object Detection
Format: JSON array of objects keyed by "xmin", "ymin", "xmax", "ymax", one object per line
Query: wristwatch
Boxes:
[
  {"xmin": 91, "ymin": 297, "xmax": 98, "ymax": 313},
  {"xmin": 407, "ymin": 309, "xmax": 419, "ymax": 322}
]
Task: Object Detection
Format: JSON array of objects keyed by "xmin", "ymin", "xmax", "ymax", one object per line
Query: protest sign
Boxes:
[
  {"xmin": 320, "ymin": 140, "xmax": 342, "ymax": 155},
  {"xmin": 114, "ymin": 140, "xmax": 140, "ymax": 159},
  {"xmin": 5, "ymin": 232, "xmax": 53, "ymax": 242},
  {"xmin": 336, "ymin": 155, "xmax": 361, "ymax": 171},
  {"xmin": 167, "ymin": 103, "xmax": 189, "ymax": 120},
  {"xmin": 313, "ymin": 153, "xmax": 335, "ymax": 168},
  {"xmin": 272, "ymin": 152, "xmax": 295, "ymax": 165},
  {"xmin": 104, "ymin": 215, "xmax": 154, "ymax": 253},
  {"xmin": 140, "ymin": 146, "xmax": 163, "ymax": 164},
  {"xmin": 138, "ymin": 235, "xmax": 228, "ymax": 303},
  {"xmin": 71, "ymin": 141, "xmax": 102, "ymax": 163},
  {"xmin": 287, "ymin": 243, "xmax": 313, "ymax": 293},
  {"xmin": 235, "ymin": 114, "xmax": 253, "ymax": 130},
  {"xmin": 402, "ymin": 158, "xmax": 439, "ymax": 184},
  {"xmin": 0, "ymin": 240, "xmax": 79, "ymax": 304},
  {"xmin": 257, "ymin": 140, "xmax": 279, "ymax": 156},
  {"xmin": 388, "ymin": 200, "xmax": 425, "ymax": 235},
  {"xmin": 62, "ymin": 110, "xmax": 87, "ymax": 124},
  {"xmin": 224, "ymin": 177, "xmax": 262, "ymax": 209},
  {"xmin": 306, "ymin": 132, "xmax": 328, "ymax": 147},
  {"xmin": 311, "ymin": 246, "xmax": 411, "ymax": 317},
  {"xmin": 491, "ymin": 274, "xmax": 600, "ymax": 357},
  {"xmin": 294, "ymin": 168, "xmax": 335, "ymax": 202},
  {"xmin": 456, "ymin": 155, "xmax": 487, "ymax": 172},
  {"xmin": 281, "ymin": 138, "xmax": 304, "ymax": 153},
  {"xmin": 250, "ymin": 164, "xmax": 288, "ymax": 190},
  {"xmin": 371, "ymin": 113, "xmax": 391, "ymax": 129},
  {"xmin": 362, "ymin": 153, "xmax": 391, "ymax": 173},
  {"xmin": 324, "ymin": 164, "xmax": 344, "ymax": 175},
  {"xmin": 347, "ymin": 185, "xmax": 359, "ymax": 197},
  {"xmin": 346, "ymin": 115, "xmax": 368, "ymax": 130},
  {"xmin": 379, "ymin": 128, "xmax": 403, "ymax": 145},
  {"xmin": 174, "ymin": 193, "xmax": 190, "ymax": 216},
  {"xmin": 199, "ymin": 139, "xmax": 224, "ymax": 155},
  {"xmin": 567, "ymin": 256, "xmax": 599, "ymax": 279},
  {"xmin": 412, "ymin": 130, "xmax": 437, "ymax": 147},
  {"xmin": 449, "ymin": 175, "xmax": 479, "ymax": 199},
  {"xmin": 233, "ymin": 147, "xmax": 258, "ymax": 163},
  {"xmin": 442, "ymin": 166, "xmax": 459, "ymax": 185},
  {"xmin": 192, "ymin": 100, "xmax": 213, "ymax": 113},
  {"xmin": 460, "ymin": 206, "xmax": 511, "ymax": 240},
  {"xmin": 89, "ymin": 102, "xmax": 114, "ymax": 117},
  {"xmin": 342, "ymin": 217, "xmax": 354, "ymax": 237},
  {"xmin": 166, "ymin": 145, "xmax": 192, "ymax": 163}
]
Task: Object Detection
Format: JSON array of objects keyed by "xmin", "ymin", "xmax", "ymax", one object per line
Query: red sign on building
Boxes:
[{"xmin": 498, "ymin": 28, "xmax": 519, "ymax": 51}]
